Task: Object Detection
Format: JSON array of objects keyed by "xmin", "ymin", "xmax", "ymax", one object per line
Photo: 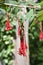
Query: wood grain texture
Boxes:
[{"xmin": 13, "ymin": 6, "xmax": 30, "ymax": 65}]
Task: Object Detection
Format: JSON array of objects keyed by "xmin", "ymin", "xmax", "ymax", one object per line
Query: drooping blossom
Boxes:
[
  {"xmin": 39, "ymin": 31, "xmax": 43, "ymax": 40},
  {"xmin": 5, "ymin": 18, "xmax": 12, "ymax": 31},
  {"xmin": 19, "ymin": 39, "xmax": 27, "ymax": 57}
]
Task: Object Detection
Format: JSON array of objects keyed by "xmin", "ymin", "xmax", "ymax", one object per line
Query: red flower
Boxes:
[
  {"xmin": 5, "ymin": 18, "xmax": 12, "ymax": 31},
  {"xmin": 39, "ymin": 31, "xmax": 43, "ymax": 40},
  {"xmin": 19, "ymin": 39, "xmax": 27, "ymax": 57}
]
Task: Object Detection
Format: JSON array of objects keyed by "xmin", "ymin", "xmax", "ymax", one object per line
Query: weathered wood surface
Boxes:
[{"xmin": 13, "ymin": 5, "xmax": 30, "ymax": 65}]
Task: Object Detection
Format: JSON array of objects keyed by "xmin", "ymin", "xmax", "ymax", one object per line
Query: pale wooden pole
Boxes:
[
  {"xmin": 23, "ymin": 6, "xmax": 30, "ymax": 65},
  {"xmin": 24, "ymin": 20, "xmax": 30, "ymax": 65},
  {"xmin": 13, "ymin": 5, "xmax": 30, "ymax": 65}
]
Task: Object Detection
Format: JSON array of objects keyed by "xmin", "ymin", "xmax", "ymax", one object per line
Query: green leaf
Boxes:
[
  {"xmin": 38, "ymin": 10, "xmax": 43, "ymax": 21},
  {"xmin": 38, "ymin": 10, "xmax": 43, "ymax": 17},
  {"xmin": 5, "ymin": 0, "xmax": 17, "ymax": 4},
  {"xmin": 14, "ymin": 7, "xmax": 19, "ymax": 14},
  {"xmin": 38, "ymin": 15, "xmax": 43, "ymax": 21},
  {"xmin": 27, "ymin": 0, "xmax": 35, "ymax": 5},
  {"xmin": 11, "ymin": 20, "xmax": 16, "ymax": 26},
  {"xmin": 1, "ymin": 17, "xmax": 6, "ymax": 23},
  {"xmin": 8, "ymin": 60, "xmax": 13, "ymax": 65},
  {"xmin": 3, "ymin": 35, "xmax": 11, "ymax": 41},
  {"xmin": 4, "ymin": 59, "xmax": 8, "ymax": 63},
  {"xmin": 40, "ymin": 1, "xmax": 43, "ymax": 6},
  {"xmin": 0, "ymin": 8, "xmax": 6, "ymax": 14},
  {"xmin": 5, "ymin": 41, "xmax": 9, "ymax": 44},
  {"xmin": 26, "ymin": 9, "xmax": 35, "ymax": 21}
]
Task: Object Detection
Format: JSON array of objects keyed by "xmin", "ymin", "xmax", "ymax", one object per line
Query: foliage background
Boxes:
[{"xmin": 0, "ymin": 0, "xmax": 43, "ymax": 65}]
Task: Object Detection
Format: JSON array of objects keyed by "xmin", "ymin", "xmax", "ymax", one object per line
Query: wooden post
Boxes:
[
  {"xmin": 24, "ymin": 20, "xmax": 30, "ymax": 65},
  {"xmin": 14, "ymin": 5, "xmax": 30, "ymax": 65}
]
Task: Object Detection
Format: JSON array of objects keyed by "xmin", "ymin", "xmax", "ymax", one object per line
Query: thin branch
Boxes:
[{"xmin": 4, "ymin": 3, "xmax": 41, "ymax": 9}]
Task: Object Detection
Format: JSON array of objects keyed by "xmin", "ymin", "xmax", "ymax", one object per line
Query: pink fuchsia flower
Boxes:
[
  {"xmin": 5, "ymin": 18, "xmax": 12, "ymax": 31},
  {"xmin": 39, "ymin": 31, "xmax": 43, "ymax": 40},
  {"xmin": 19, "ymin": 39, "xmax": 27, "ymax": 57}
]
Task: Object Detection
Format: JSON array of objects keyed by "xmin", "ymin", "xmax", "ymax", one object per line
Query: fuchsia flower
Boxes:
[
  {"xmin": 5, "ymin": 18, "xmax": 12, "ymax": 31},
  {"xmin": 39, "ymin": 31, "xmax": 43, "ymax": 40},
  {"xmin": 19, "ymin": 39, "xmax": 27, "ymax": 57}
]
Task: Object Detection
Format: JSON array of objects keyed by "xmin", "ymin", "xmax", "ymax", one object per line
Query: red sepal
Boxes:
[
  {"xmin": 19, "ymin": 39, "xmax": 27, "ymax": 57},
  {"xmin": 39, "ymin": 31, "xmax": 43, "ymax": 40},
  {"xmin": 5, "ymin": 19, "xmax": 12, "ymax": 31}
]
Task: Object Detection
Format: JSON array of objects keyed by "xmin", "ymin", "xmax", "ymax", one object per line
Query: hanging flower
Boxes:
[
  {"xmin": 19, "ymin": 39, "xmax": 27, "ymax": 57},
  {"xmin": 39, "ymin": 31, "xmax": 43, "ymax": 40},
  {"xmin": 5, "ymin": 18, "xmax": 12, "ymax": 31}
]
